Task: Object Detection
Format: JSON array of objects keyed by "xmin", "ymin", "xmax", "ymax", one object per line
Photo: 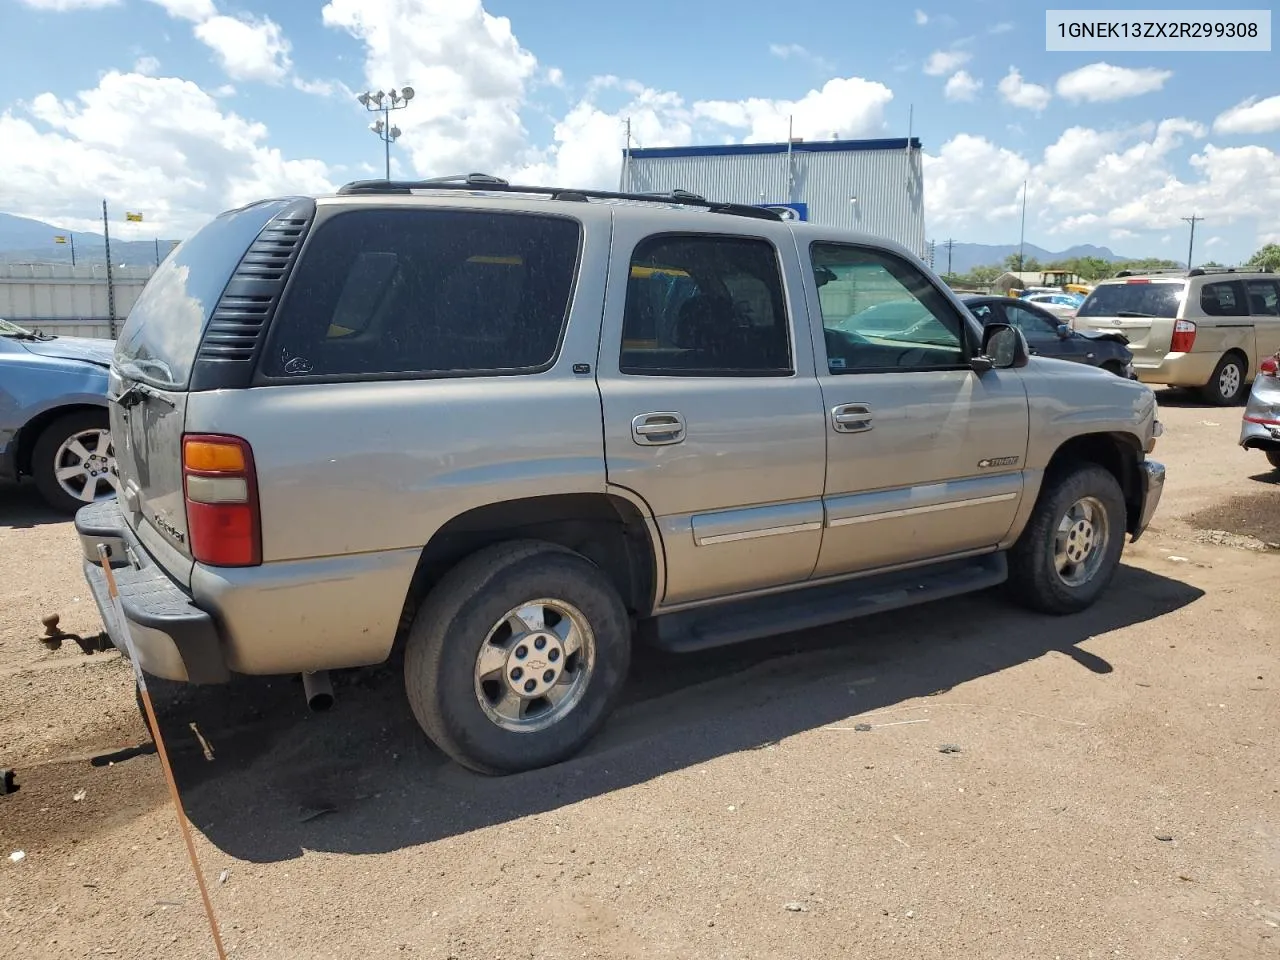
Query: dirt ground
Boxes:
[{"xmin": 1, "ymin": 389, "xmax": 1278, "ymax": 960}]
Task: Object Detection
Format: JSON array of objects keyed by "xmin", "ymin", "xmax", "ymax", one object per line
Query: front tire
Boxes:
[
  {"xmin": 31, "ymin": 410, "xmax": 118, "ymax": 515},
  {"xmin": 1200, "ymin": 352, "xmax": 1247, "ymax": 406},
  {"xmin": 404, "ymin": 540, "xmax": 632, "ymax": 775},
  {"xmin": 1007, "ymin": 463, "xmax": 1126, "ymax": 615},
  {"xmin": 1267, "ymin": 450, "xmax": 1280, "ymax": 472}
]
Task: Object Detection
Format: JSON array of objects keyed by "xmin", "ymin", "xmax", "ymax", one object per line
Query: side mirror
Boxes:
[
  {"xmin": 974, "ymin": 322, "xmax": 1029, "ymax": 373},
  {"xmin": 1056, "ymin": 323, "xmax": 1071, "ymax": 339}
]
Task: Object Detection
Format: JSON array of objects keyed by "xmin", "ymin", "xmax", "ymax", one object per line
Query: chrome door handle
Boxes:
[
  {"xmin": 632, "ymin": 412, "xmax": 686, "ymax": 445},
  {"xmin": 831, "ymin": 403, "xmax": 873, "ymax": 433}
]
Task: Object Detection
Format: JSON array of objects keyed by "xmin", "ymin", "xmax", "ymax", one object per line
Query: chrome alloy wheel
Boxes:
[
  {"xmin": 1219, "ymin": 360, "xmax": 1243, "ymax": 401},
  {"xmin": 1054, "ymin": 495, "xmax": 1110, "ymax": 588},
  {"xmin": 472, "ymin": 599, "xmax": 595, "ymax": 733},
  {"xmin": 53, "ymin": 428, "xmax": 118, "ymax": 504}
]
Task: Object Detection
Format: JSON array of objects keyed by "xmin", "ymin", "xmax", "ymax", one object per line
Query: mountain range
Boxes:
[
  {"xmin": 0, "ymin": 212, "xmax": 177, "ymax": 267},
  {"xmin": 933, "ymin": 242, "xmax": 1137, "ymax": 275}
]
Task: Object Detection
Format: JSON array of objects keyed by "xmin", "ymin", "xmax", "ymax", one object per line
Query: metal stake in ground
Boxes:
[{"xmin": 95, "ymin": 544, "xmax": 228, "ymax": 960}]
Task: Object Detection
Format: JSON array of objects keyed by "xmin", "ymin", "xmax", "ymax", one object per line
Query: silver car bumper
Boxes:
[
  {"xmin": 1241, "ymin": 376, "xmax": 1280, "ymax": 451},
  {"xmin": 1132, "ymin": 459, "xmax": 1165, "ymax": 543}
]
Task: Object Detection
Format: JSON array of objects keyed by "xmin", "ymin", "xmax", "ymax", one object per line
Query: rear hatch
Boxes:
[
  {"xmin": 1073, "ymin": 279, "xmax": 1186, "ymax": 365},
  {"xmin": 110, "ymin": 198, "xmax": 310, "ymax": 584}
]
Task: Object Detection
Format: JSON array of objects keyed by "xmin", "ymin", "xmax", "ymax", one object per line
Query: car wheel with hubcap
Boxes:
[
  {"xmin": 1006, "ymin": 463, "xmax": 1127, "ymax": 615},
  {"xmin": 1200, "ymin": 353, "xmax": 1247, "ymax": 406},
  {"xmin": 1266, "ymin": 450, "xmax": 1280, "ymax": 471},
  {"xmin": 32, "ymin": 410, "xmax": 118, "ymax": 515},
  {"xmin": 404, "ymin": 540, "xmax": 631, "ymax": 775}
]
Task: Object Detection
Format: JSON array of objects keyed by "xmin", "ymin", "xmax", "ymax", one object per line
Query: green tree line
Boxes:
[{"xmin": 940, "ymin": 243, "xmax": 1280, "ymax": 288}]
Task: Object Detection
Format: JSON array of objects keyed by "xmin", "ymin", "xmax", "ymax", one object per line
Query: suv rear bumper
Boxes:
[
  {"xmin": 1132, "ymin": 459, "xmax": 1165, "ymax": 542},
  {"xmin": 76, "ymin": 499, "xmax": 230, "ymax": 684}
]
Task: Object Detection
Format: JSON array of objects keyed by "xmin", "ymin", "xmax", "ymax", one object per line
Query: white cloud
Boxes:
[
  {"xmin": 322, "ymin": 0, "xmax": 539, "ymax": 178},
  {"xmin": 133, "ymin": 55, "xmax": 161, "ymax": 76},
  {"xmin": 144, "ymin": 0, "xmax": 214, "ymax": 21},
  {"xmin": 989, "ymin": 22, "xmax": 1013, "ymax": 34},
  {"xmin": 914, "ymin": 9, "xmax": 928, "ymax": 25},
  {"xmin": 545, "ymin": 67, "xmax": 565, "ymax": 88},
  {"xmin": 997, "ymin": 67, "xmax": 1052, "ymax": 112},
  {"xmin": 0, "ymin": 70, "xmax": 332, "ymax": 237},
  {"xmin": 194, "ymin": 14, "xmax": 292, "ymax": 83},
  {"xmin": 768, "ymin": 43, "xmax": 834, "ymax": 72},
  {"xmin": 17, "ymin": 0, "xmax": 118, "ymax": 9},
  {"xmin": 1206, "ymin": 236, "xmax": 1224, "ymax": 247},
  {"xmin": 1214, "ymin": 94, "xmax": 1280, "ymax": 135},
  {"xmin": 943, "ymin": 70, "xmax": 981, "ymax": 102},
  {"xmin": 1055, "ymin": 62, "xmax": 1172, "ymax": 103},
  {"xmin": 693, "ymin": 77, "xmax": 893, "ymax": 143},
  {"xmin": 924, "ymin": 49, "xmax": 970, "ymax": 76},
  {"xmin": 923, "ymin": 134, "xmax": 1031, "ymax": 227}
]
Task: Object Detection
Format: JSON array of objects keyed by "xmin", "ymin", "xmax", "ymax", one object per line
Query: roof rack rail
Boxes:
[
  {"xmin": 335, "ymin": 173, "xmax": 783, "ymax": 221},
  {"xmin": 1188, "ymin": 265, "xmax": 1274, "ymax": 276},
  {"xmin": 1114, "ymin": 268, "xmax": 1186, "ymax": 278}
]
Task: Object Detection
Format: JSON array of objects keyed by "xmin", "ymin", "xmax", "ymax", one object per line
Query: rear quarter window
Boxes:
[
  {"xmin": 114, "ymin": 199, "xmax": 295, "ymax": 388},
  {"xmin": 260, "ymin": 208, "xmax": 582, "ymax": 380},
  {"xmin": 1199, "ymin": 280, "xmax": 1249, "ymax": 317}
]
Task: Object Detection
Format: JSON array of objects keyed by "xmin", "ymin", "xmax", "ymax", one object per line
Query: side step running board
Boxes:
[{"xmin": 648, "ymin": 553, "xmax": 1008, "ymax": 653}]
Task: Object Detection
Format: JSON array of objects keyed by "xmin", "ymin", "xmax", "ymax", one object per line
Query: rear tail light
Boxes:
[
  {"xmin": 1170, "ymin": 319, "xmax": 1196, "ymax": 353},
  {"xmin": 183, "ymin": 434, "xmax": 261, "ymax": 567},
  {"xmin": 1261, "ymin": 356, "xmax": 1279, "ymax": 377}
]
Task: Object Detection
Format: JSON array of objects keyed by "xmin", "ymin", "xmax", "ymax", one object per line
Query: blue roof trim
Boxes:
[{"xmin": 625, "ymin": 137, "xmax": 922, "ymax": 160}]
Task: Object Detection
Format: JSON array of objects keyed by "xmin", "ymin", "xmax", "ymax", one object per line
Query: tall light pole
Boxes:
[
  {"xmin": 1181, "ymin": 214, "xmax": 1203, "ymax": 270},
  {"xmin": 357, "ymin": 86, "xmax": 414, "ymax": 180},
  {"xmin": 1018, "ymin": 180, "xmax": 1028, "ymax": 271}
]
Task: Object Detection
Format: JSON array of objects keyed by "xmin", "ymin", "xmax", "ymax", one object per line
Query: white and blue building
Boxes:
[{"xmin": 622, "ymin": 136, "xmax": 927, "ymax": 261}]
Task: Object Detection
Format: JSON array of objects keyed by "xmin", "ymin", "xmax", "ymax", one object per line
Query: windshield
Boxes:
[{"xmin": 1077, "ymin": 281, "xmax": 1184, "ymax": 319}]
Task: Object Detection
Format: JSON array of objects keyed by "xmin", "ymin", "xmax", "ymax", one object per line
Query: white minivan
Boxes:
[{"xmin": 1073, "ymin": 267, "xmax": 1280, "ymax": 405}]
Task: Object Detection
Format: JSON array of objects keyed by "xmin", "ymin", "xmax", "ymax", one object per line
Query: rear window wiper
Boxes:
[{"xmin": 1115, "ymin": 311, "xmax": 1158, "ymax": 318}]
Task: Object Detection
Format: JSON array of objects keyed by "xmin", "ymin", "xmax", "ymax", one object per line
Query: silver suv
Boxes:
[{"xmin": 77, "ymin": 176, "xmax": 1166, "ymax": 774}]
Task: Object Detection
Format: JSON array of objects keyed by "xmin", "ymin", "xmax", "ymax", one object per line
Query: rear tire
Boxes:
[
  {"xmin": 1267, "ymin": 451, "xmax": 1280, "ymax": 472},
  {"xmin": 31, "ymin": 410, "xmax": 117, "ymax": 515},
  {"xmin": 403, "ymin": 540, "xmax": 632, "ymax": 775},
  {"xmin": 1199, "ymin": 352, "xmax": 1247, "ymax": 406},
  {"xmin": 1007, "ymin": 463, "xmax": 1127, "ymax": 615}
]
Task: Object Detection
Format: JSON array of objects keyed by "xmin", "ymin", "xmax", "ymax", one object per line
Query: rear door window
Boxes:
[
  {"xmin": 1246, "ymin": 280, "xmax": 1280, "ymax": 316},
  {"xmin": 1199, "ymin": 280, "xmax": 1248, "ymax": 317},
  {"xmin": 262, "ymin": 208, "xmax": 581, "ymax": 380},
  {"xmin": 114, "ymin": 199, "xmax": 295, "ymax": 389},
  {"xmin": 1077, "ymin": 281, "xmax": 1184, "ymax": 319}
]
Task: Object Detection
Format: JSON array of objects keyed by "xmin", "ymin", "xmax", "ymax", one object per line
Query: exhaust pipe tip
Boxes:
[{"xmin": 302, "ymin": 671, "xmax": 334, "ymax": 712}]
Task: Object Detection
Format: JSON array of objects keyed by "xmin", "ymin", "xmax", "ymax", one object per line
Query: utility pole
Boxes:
[
  {"xmin": 103, "ymin": 200, "xmax": 116, "ymax": 339},
  {"xmin": 70, "ymin": 233, "xmax": 76, "ymax": 267},
  {"xmin": 1018, "ymin": 180, "xmax": 1028, "ymax": 272},
  {"xmin": 945, "ymin": 238, "xmax": 955, "ymax": 276},
  {"xmin": 620, "ymin": 117, "xmax": 632, "ymax": 191},
  {"xmin": 154, "ymin": 237, "xmax": 161, "ymax": 267},
  {"xmin": 1181, "ymin": 214, "xmax": 1203, "ymax": 270}
]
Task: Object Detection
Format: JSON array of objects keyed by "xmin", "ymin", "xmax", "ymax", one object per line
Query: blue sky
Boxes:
[{"xmin": 1, "ymin": 0, "xmax": 1277, "ymax": 264}]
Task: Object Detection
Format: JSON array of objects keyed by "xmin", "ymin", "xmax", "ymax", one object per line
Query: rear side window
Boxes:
[
  {"xmin": 1199, "ymin": 280, "xmax": 1248, "ymax": 317},
  {"xmin": 1245, "ymin": 279, "xmax": 1280, "ymax": 317},
  {"xmin": 1077, "ymin": 281, "xmax": 1184, "ymax": 319},
  {"xmin": 262, "ymin": 208, "xmax": 581, "ymax": 379},
  {"xmin": 114, "ymin": 199, "xmax": 292, "ymax": 388},
  {"xmin": 620, "ymin": 234, "xmax": 792, "ymax": 376}
]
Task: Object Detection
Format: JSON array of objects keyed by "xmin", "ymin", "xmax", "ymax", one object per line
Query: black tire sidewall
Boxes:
[
  {"xmin": 1203, "ymin": 354, "xmax": 1246, "ymax": 406},
  {"xmin": 1011, "ymin": 464, "xmax": 1126, "ymax": 614},
  {"xmin": 31, "ymin": 409, "xmax": 111, "ymax": 515},
  {"xmin": 408, "ymin": 549, "xmax": 631, "ymax": 774}
]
